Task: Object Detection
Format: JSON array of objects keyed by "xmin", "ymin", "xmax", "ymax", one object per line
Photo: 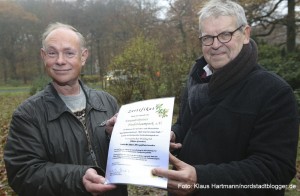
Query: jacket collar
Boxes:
[
  {"xmin": 190, "ymin": 57, "xmax": 211, "ymax": 83},
  {"xmin": 44, "ymin": 80, "xmax": 108, "ymax": 121}
]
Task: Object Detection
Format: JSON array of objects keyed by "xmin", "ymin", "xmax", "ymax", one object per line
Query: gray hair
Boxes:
[
  {"xmin": 41, "ymin": 22, "xmax": 86, "ymax": 49},
  {"xmin": 198, "ymin": 0, "xmax": 248, "ymax": 33}
]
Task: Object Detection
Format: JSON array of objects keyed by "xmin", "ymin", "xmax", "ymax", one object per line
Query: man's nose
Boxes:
[
  {"xmin": 211, "ymin": 37, "xmax": 222, "ymax": 48},
  {"xmin": 56, "ymin": 53, "xmax": 67, "ymax": 64}
]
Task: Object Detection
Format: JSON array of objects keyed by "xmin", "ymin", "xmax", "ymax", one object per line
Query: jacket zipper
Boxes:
[
  {"xmin": 81, "ymin": 121, "xmax": 99, "ymax": 168},
  {"xmin": 82, "ymin": 112, "xmax": 107, "ymax": 175},
  {"xmin": 73, "ymin": 109, "xmax": 99, "ymax": 168}
]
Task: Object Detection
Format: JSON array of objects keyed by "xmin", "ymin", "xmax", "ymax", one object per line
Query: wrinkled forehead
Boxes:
[
  {"xmin": 200, "ymin": 15, "xmax": 237, "ymax": 34},
  {"xmin": 44, "ymin": 28, "xmax": 81, "ymax": 49}
]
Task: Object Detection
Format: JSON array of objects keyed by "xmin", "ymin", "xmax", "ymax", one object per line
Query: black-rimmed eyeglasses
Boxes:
[{"xmin": 199, "ymin": 25, "xmax": 244, "ymax": 46}]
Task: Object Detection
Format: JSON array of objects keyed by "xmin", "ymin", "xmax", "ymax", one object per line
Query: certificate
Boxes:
[{"xmin": 105, "ymin": 97, "xmax": 175, "ymax": 188}]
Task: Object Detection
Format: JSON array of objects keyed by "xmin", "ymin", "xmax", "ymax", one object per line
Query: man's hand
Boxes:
[
  {"xmin": 152, "ymin": 154, "xmax": 197, "ymax": 195},
  {"xmin": 83, "ymin": 168, "xmax": 116, "ymax": 196},
  {"xmin": 105, "ymin": 113, "xmax": 118, "ymax": 135},
  {"xmin": 170, "ymin": 131, "xmax": 182, "ymax": 151}
]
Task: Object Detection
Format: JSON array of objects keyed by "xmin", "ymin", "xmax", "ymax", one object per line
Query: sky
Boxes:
[{"xmin": 157, "ymin": 0, "xmax": 170, "ymax": 19}]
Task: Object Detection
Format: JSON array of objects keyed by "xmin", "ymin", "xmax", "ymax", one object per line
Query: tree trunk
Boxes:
[{"xmin": 287, "ymin": 0, "xmax": 296, "ymax": 52}]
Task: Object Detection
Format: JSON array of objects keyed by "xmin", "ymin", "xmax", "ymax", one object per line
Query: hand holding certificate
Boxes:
[{"xmin": 105, "ymin": 97, "xmax": 175, "ymax": 188}]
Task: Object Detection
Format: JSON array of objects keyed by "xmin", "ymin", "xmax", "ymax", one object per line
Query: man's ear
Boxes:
[
  {"xmin": 243, "ymin": 25, "xmax": 251, "ymax": 44},
  {"xmin": 40, "ymin": 48, "xmax": 47, "ymax": 66},
  {"xmin": 81, "ymin": 48, "xmax": 89, "ymax": 66}
]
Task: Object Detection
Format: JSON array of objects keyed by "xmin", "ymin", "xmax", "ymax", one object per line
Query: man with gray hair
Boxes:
[
  {"xmin": 152, "ymin": 0, "xmax": 299, "ymax": 195},
  {"xmin": 4, "ymin": 22, "xmax": 127, "ymax": 196}
]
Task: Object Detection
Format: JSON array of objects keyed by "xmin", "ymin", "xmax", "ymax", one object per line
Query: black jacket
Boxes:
[
  {"xmin": 172, "ymin": 59, "xmax": 299, "ymax": 195},
  {"xmin": 4, "ymin": 81, "xmax": 127, "ymax": 196}
]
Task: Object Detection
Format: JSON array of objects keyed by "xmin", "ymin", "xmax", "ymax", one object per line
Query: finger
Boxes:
[
  {"xmin": 105, "ymin": 115, "xmax": 117, "ymax": 135},
  {"xmin": 170, "ymin": 143, "xmax": 182, "ymax": 151},
  {"xmin": 167, "ymin": 178, "xmax": 182, "ymax": 190},
  {"xmin": 83, "ymin": 175, "xmax": 102, "ymax": 185},
  {"xmin": 151, "ymin": 167, "xmax": 169, "ymax": 178},
  {"xmin": 84, "ymin": 169, "xmax": 102, "ymax": 183},
  {"xmin": 106, "ymin": 119, "xmax": 114, "ymax": 126},
  {"xmin": 152, "ymin": 166, "xmax": 183, "ymax": 183},
  {"xmin": 106, "ymin": 116, "xmax": 117, "ymax": 127},
  {"xmin": 152, "ymin": 154, "xmax": 182, "ymax": 178},
  {"xmin": 169, "ymin": 153, "xmax": 184, "ymax": 169},
  {"xmin": 170, "ymin": 131, "xmax": 175, "ymax": 142},
  {"xmin": 151, "ymin": 168, "xmax": 182, "ymax": 190},
  {"xmin": 86, "ymin": 182, "xmax": 117, "ymax": 194}
]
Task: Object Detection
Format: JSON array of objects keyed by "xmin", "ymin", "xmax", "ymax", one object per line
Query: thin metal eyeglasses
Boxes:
[
  {"xmin": 43, "ymin": 49, "xmax": 79, "ymax": 59},
  {"xmin": 199, "ymin": 25, "xmax": 244, "ymax": 46}
]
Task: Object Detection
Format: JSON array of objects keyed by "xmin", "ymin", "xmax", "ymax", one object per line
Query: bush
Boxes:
[
  {"xmin": 258, "ymin": 43, "xmax": 300, "ymax": 112},
  {"xmin": 258, "ymin": 43, "xmax": 300, "ymax": 90},
  {"xmin": 81, "ymin": 74, "xmax": 101, "ymax": 84},
  {"xmin": 29, "ymin": 76, "xmax": 51, "ymax": 95}
]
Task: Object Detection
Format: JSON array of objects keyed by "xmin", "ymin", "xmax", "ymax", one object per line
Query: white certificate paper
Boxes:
[{"xmin": 105, "ymin": 97, "xmax": 175, "ymax": 188}]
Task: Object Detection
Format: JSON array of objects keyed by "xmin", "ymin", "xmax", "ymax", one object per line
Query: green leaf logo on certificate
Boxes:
[{"xmin": 105, "ymin": 97, "xmax": 175, "ymax": 188}]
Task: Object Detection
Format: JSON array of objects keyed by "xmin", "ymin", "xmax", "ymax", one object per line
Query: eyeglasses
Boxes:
[
  {"xmin": 199, "ymin": 25, "xmax": 244, "ymax": 46},
  {"xmin": 44, "ymin": 49, "xmax": 79, "ymax": 59}
]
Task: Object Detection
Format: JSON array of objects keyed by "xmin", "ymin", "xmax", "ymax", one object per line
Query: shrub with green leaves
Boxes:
[{"xmin": 29, "ymin": 76, "xmax": 51, "ymax": 95}]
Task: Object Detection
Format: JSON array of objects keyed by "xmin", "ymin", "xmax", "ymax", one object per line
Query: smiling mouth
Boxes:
[
  {"xmin": 53, "ymin": 69, "xmax": 72, "ymax": 75},
  {"xmin": 211, "ymin": 52, "xmax": 225, "ymax": 56},
  {"xmin": 53, "ymin": 69, "xmax": 71, "ymax": 72}
]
